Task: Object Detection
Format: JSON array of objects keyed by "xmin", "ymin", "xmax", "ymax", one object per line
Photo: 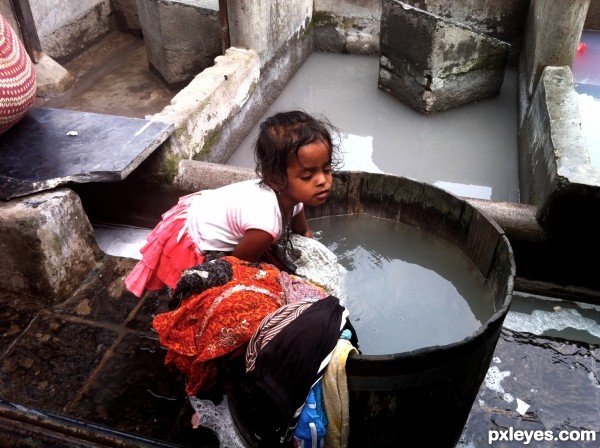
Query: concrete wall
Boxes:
[
  {"xmin": 29, "ymin": 0, "xmax": 112, "ymax": 62},
  {"xmin": 110, "ymin": 0, "xmax": 141, "ymax": 36},
  {"xmin": 153, "ymin": 47, "xmax": 260, "ymax": 164},
  {"xmin": 228, "ymin": 0, "xmax": 312, "ymax": 68},
  {"xmin": 136, "ymin": 0, "xmax": 221, "ymax": 88},
  {"xmin": 313, "ymin": 0, "xmax": 381, "ymax": 54},
  {"xmin": 585, "ymin": 0, "xmax": 600, "ymax": 29},
  {"xmin": 378, "ymin": 1, "xmax": 510, "ymax": 115},
  {"xmin": 518, "ymin": 67, "xmax": 600, "ymax": 236},
  {"xmin": 521, "ymin": 0, "xmax": 589, "ymax": 99}
]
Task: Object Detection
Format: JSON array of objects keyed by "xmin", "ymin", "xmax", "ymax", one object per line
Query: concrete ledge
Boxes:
[
  {"xmin": 518, "ymin": 66, "xmax": 600, "ymax": 241},
  {"xmin": 176, "ymin": 160, "xmax": 256, "ymax": 191},
  {"xmin": 151, "ymin": 47, "xmax": 260, "ymax": 172},
  {"xmin": 0, "ymin": 189, "xmax": 103, "ymax": 302}
]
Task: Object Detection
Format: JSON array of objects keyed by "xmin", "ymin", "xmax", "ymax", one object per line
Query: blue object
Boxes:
[{"xmin": 293, "ymin": 380, "xmax": 327, "ymax": 448}]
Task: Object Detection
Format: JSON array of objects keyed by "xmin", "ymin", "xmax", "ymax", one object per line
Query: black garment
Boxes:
[
  {"xmin": 229, "ymin": 296, "xmax": 355, "ymax": 447},
  {"xmin": 169, "ymin": 254, "xmax": 231, "ymax": 309}
]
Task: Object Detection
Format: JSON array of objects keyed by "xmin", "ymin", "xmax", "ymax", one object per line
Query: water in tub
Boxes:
[{"xmin": 311, "ymin": 214, "xmax": 495, "ymax": 355}]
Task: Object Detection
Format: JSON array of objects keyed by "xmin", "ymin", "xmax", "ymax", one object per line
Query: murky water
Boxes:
[
  {"xmin": 504, "ymin": 291, "xmax": 600, "ymax": 346},
  {"xmin": 310, "ymin": 214, "xmax": 495, "ymax": 355},
  {"xmin": 573, "ymin": 30, "xmax": 600, "ymax": 168},
  {"xmin": 228, "ymin": 52, "xmax": 520, "ymax": 202}
]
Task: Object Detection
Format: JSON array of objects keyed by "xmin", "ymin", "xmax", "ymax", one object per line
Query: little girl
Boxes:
[{"xmin": 125, "ymin": 110, "xmax": 341, "ymax": 297}]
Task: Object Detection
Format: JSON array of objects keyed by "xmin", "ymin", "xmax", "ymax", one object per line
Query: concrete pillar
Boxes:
[
  {"xmin": 136, "ymin": 0, "xmax": 221, "ymax": 88},
  {"xmin": 379, "ymin": 0, "xmax": 509, "ymax": 115},
  {"xmin": 0, "ymin": 189, "xmax": 103, "ymax": 303},
  {"xmin": 522, "ymin": 0, "xmax": 590, "ymax": 97}
]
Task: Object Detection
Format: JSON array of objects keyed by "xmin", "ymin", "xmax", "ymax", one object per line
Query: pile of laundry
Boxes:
[{"xmin": 152, "ymin": 236, "xmax": 360, "ymax": 448}]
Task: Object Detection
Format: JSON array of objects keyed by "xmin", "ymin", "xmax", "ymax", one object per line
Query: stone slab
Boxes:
[{"xmin": 0, "ymin": 107, "xmax": 173, "ymax": 200}]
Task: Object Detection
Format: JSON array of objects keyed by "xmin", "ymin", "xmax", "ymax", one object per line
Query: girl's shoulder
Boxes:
[{"xmin": 216, "ymin": 179, "xmax": 272, "ymax": 196}]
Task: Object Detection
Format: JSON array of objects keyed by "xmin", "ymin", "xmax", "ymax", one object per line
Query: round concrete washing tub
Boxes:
[{"xmin": 231, "ymin": 172, "xmax": 515, "ymax": 448}]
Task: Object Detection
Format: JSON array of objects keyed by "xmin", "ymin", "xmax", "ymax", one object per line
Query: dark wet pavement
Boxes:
[
  {"xmin": 460, "ymin": 329, "xmax": 600, "ymax": 447},
  {"xmin": 0, "ymin": 255, "xmax": 219, "ymax": 447}
]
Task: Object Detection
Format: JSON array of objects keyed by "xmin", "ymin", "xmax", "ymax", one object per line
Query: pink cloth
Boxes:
[{"xmin": 125, "ymin": 193, "xmax": 205, "ymax": 297}]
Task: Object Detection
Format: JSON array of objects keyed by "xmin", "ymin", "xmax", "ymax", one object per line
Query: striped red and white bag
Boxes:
[{"xmin": 0, "ymin": 13, "xmax": 36, "ymax": 134}]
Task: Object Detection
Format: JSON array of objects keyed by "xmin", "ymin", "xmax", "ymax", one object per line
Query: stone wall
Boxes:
[
  {"xmin": 585, "ymin": 0, "xmax": 600, "ymax": 29},
  {"xmin": 313, "ymin": 0, "xmax": 381, "ymax": 54},
  {"xmin": 28, "ymin": 0, "xmax": 112, "ymax": 63},
  {"xmin": 228, "ymin": 0, "xmax": 313, "ymax": 68},
  {"xmin": 110, "ymin": 0, "xmax": 142, "ymax": 36}
]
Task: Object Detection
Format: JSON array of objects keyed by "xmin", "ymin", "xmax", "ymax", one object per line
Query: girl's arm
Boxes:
[
  {"xmin": 231, "ymin": 229, "xmax": 275, "ymax": 262},
  {"xmin": 291, "ymin": 208, "xmax": 313, "ymax": 238}
]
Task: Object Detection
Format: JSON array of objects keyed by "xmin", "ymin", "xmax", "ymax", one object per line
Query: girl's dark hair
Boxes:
[{"xmin": 254, "ymin": 110, "xmax": 342, "ymax": 186}]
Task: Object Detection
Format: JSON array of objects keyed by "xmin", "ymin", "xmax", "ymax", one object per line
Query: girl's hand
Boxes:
[{"xmin": 231, "ymin": 229, "xmax": 275, "ymax": 262}]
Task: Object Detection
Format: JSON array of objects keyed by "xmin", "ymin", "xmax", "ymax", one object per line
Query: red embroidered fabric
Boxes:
[
  {"xmin": 0, "ymin": 14, "xmax": 36, "ymax": 135},
  {"xmin": 152, "ymin": 256, "xmax": 285, "ymax": 395}
]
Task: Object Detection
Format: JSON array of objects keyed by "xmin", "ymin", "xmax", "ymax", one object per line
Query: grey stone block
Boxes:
[
  {"xmin": 378, "ymin": 0, "xmax": 509, "ymax": 114},
  {"xmin": 136, "ymin": 0, "xmax": 221, "ymax": 87},
  {"xmin": 0, "ymin": 189, "xmax": 103, "ymax": 302}
]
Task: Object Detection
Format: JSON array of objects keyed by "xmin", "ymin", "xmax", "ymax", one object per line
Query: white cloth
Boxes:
[
  {"xmin": 186, "ymin": 179, "xmax": 302, "ymax": 252},
  {"xmin": 189, "ymin": 395, "xmax": 246, "ymax": 448},
  {"xmin": 286, "ymin": 233, "xmax": 346, "ymax": 300}
]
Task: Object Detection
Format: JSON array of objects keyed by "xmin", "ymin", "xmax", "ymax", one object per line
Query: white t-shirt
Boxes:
[{"xmin": 185, "ymin": 179, "xmax": 303, "ymax": 253}]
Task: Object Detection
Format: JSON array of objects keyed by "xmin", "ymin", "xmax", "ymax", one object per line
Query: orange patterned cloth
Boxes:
[{"xmin": 152, "ymin": 256, "xmax": 285, "ymax": 396}]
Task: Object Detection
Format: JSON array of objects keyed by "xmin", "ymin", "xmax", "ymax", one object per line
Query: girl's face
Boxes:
[{"xmin": 280, "ymin": 140, "xmax": 333, "ymax": 208}]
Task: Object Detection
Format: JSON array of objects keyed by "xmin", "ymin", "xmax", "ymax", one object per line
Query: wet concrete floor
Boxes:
[
  {"xmin": 2, "ymin": 31, "xmax": 599, "ymax": 447},
  {"xmin": 37, "ymin": 31, "xmax": 175, "ymax": 118}
]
